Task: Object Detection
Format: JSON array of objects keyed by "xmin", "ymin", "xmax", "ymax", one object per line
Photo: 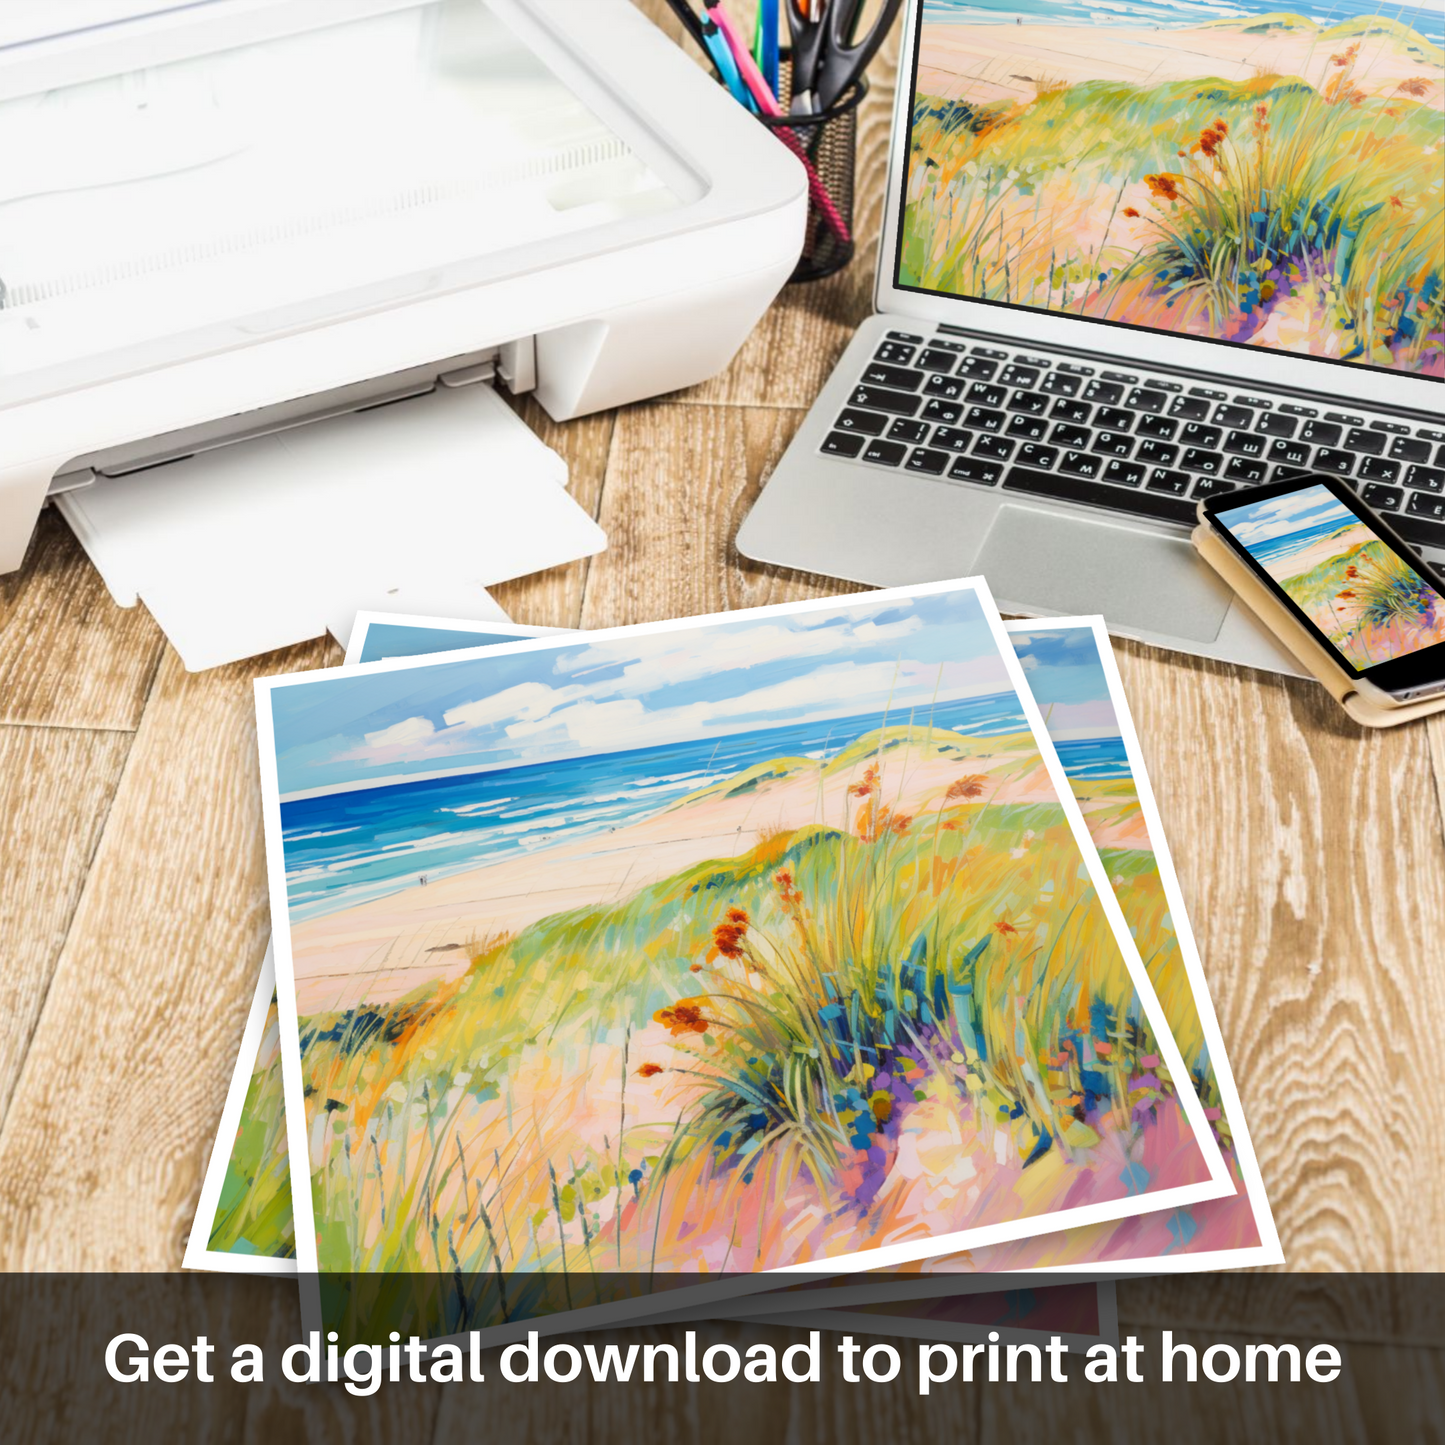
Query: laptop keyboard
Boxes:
[{"xmin": 821, "ymin": 330, "xmax": 1445, "ymax": 550}]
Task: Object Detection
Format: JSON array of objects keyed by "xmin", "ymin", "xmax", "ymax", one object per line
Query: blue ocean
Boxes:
[
  {"xmin": 1228, "ymin": 513, "xmax": 1363, "ymax": 569},
  {"xmin": 279, "ymin": 692, "xmax": 1130, "ymax": 922}
]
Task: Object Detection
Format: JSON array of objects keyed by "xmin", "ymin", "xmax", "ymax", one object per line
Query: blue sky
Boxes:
[
  {"xmin": 270, "ymin": 591, "xmax": 1015, "ymax": 797},
  {"xmin": 1009, "ymin": 624, "xmax": 1121, "ymax": 739},
  {"xmin": 1214, "ymin": 484, "xmax": 1356, "ymax": 547}
]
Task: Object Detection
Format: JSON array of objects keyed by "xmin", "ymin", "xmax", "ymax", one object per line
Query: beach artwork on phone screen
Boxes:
[
  {"xmin": 256, "ymin": 585, "xmax": 1229, "ymax": 1333},
  {"xmin": 902, "ymin": 0, "xmax": 1444, "ymax": 374},
  {"xmin": 1217, "ymin": 483, "xmax": 1445, "ymax": 665}
]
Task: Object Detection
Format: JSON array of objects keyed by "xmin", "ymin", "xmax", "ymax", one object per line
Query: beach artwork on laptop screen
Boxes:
[
  {"xmin": 1215, "ymin": 483, "xmax": 1445, "ymax": 665},
  {"xmin": 901, "ymin": 0, "xmax": 1444, "ymax": 374},
  {"xmin": 256, "ymin": 584, "xmax": 1228, "ymax": 1333}
]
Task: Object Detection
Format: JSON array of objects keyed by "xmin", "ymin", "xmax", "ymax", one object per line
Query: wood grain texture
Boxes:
[
  {"xmin": 0, "ymin": 640, "xmax": 336, "ymax": 1270},
  {"xmin": 0, "ymin": 725, "xmax": 133, "ymax": 1126},
  {"xmin": 1108, "ymin": 637, "xmax": 1445, "ymax": 1270},
  {"xmin": 0, "ymin": 510, "xmax": 165, "ymax": 730},
  {"xmin": 580, "ymin": 402, "xmax": 864, "ymax": 631}
]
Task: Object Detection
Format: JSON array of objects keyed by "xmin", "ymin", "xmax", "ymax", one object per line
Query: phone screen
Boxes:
[{"xmin": 1211, "ymin": 481, "xmax": 1445, "ymax": 679}]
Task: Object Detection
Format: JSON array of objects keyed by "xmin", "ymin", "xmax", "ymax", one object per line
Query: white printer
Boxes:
[{"xmin": 0, "ymin": 0, "xmax": 806, "ymax": 662}]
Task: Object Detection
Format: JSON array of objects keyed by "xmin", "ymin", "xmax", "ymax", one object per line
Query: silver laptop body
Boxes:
[{"xmin": 738, "ymin": 0, "xmax": 1445, "ymax": 674}]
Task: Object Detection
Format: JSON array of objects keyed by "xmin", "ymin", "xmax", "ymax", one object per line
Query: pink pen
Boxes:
[{"xmin": 706, "ymin": 2, "xmax": 853, "ymax": 248}]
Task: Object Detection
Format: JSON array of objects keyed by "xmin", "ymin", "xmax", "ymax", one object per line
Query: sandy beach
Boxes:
[
  {"xmin": 917, "ymin": 19, "xmax": 1443, "ymax": 108},
  {"xmin": 1261, "ymin": 521, "xmax": 1376, "ymax": 585},
  {"xmin": 288, "ymin": 733, "xmax": 1092, "ymax": 1014}
]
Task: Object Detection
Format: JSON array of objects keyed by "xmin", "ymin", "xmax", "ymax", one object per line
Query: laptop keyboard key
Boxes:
[
  {"xmin": 886, "ymin": 330, "xmax": 924, "ymax": 343},
  {"xmin": 1040, "ymin": 371, "xmax": 1081, "ymax": 397},
  {"xmin": 1407, "ymin": 491, "xmax": 1445, "ymax": 521},
  {"xmin": 1181, "ymin": 448, "xmax": 1223, "ymax": 474},
  {"xmin": 821, "ymin": 431, "xmax": 865, "ymax": 458},
  {"xmin": 998, "ymin": 364, "xmax": 1040, "ymax": 388},
  {"xmin": 1006, "ymin": 415, "xmax": 1048, "ymax": 441},
  {"xmin": 863, "ymin": 363, "xmax": 925, "ymax": 390},
  {"xmin": 958, "ymin": 356, "xmax": 999, "ymax": 380},
  {"xmin": 1268, "ymin": 438, "xmax": 1312, "ymax": 468},
  {"xmin": 1345, "ymin": 428, "xmax": 1385, "ymax": 456},
  {"xmin": 1168, "ymin": 395, "xmax": 1211, "ymax": 421},
  {"xmin": 1060, "ymin": 450, "xmax": 1102, "ymax": 478},
  {"xmin": 924, "ymin": 374, "xmax": 967, "ymax": 400},
  {"xmin": 1224, "ymin": 456, "xmax": 1268, "ymax": 483},
  {"xmin": 1103, "ymin": 459, "xmax": 1146, "ymax": 487},
  {"xmin": 861, "ymin": 438, "xmax": 908, "ymax": 467},
  {"xmin": 930, "ymin": 427, "xmax": 974, "ymax": 452},
  {"xmin": 965, "ymin": 406, "xmax": 1006, "ymax": 432},
  {"xmin": 1223, "ymin": 430, "xmax": 1266, "ymax": 458},
  {"xmin": 966, "ymin": 383, "xmax": 1008, "ymax": 407},
  {"xmin": 1092, "ymin": 432, "xmax": 1134, "ymax": 457},
  {"xmin": 1050, "ymin": 398, "xmax": 1092, "ymax": 425},
  {"xmin": 1136, "ymin": 414, "xmax": 1178, "ymax": 440},
  {"xmin": 1192, "ymin": 476, "xmax": 1236, "ymax": 499},
  {"xmin": 1300, "ymin": 420, "xmax": 1341, "ymax": 447},
  {"xmin": 1406, "ymin": 465, "xmax": 1445, "ymax": 493},
  {"xmin": 1126, "ymin": 388, "xmax": 1167, "ymax": 413},
  {"xmin": 948, "ymin": 457, "xmax": 1004, "ymax": 485},
  {"xmin": 1136, "ymin": 439, "xmax": 1179, "ymax": 467},
  {"xmin": 1017, "ymin": 443, "xmax": 1059, "ymax": 470},
  {"xmin": 1004, "ymin": 466, "xmax": 1196, "ymax": 524},
  {"xmin": 851, "ymin": 385, "xmax": 921, "ymax": 417},
  {"xmin": 1083, "ymin": 379, "xmax": 1124, "ymax": 405},
  {"xmin": 1147, "ymin": 469, "xmax": 1191, "ymax": 495},
  {"xmin": 1362, "ymin": 483, "xmax": 1403, "ymax": 511},
  {"xmin": 907, "ymin": 447, "xmax": 951, "ymax": 475},
  {"xmin": 835, "ymin": 408, "xmax": 889, "ymax": 436},
  {"xmin": 974, "ymin": 435, "xmax": 1015, "ymax": 461},
  {"xmin": 1050, "ymin": 424, "xmax": 1091, "ymax": 450},
  {"xmin": 1256, "ymin": 412, "xmax": 1298, "ymax": 438},
  {"xmin": 874, "ymin": 341, "xmax": 917, "ymax": 365},
  {"xmin": 922, "ymin": 397, "xmax": 963, "ymax": 425},
  {"xmin": 1095, "ymin": 406, "xmax": 1134, "ymax": 432},
  {"xmin": 1359, "ymin": 456, "xmax": 1400, "ymax": 483},
  {"xmin": 1314, "ymin": 448, "xmax": 1354, "ymax": 476},
  {"xmin": 1214, "ymin": 404, "xmax": 1254, "ymax": 429},
  {"xmin": 887, "ymin": 418, "xmax": 932, "ymax": 444},
  {"xmin": 1389, "ymin": 436, "xmax": 1432, "ymax": 464},
  {"xmin": 1008, "ymin": 390, "xmax": 1050, "ymax": 415},
  {"xmin": 916, "ymin": 347, "xmax": 960, "ymax": 373},
  {"xmin": 1180, "ymin": 423, "xmax": 1222, "ymax": 449}
]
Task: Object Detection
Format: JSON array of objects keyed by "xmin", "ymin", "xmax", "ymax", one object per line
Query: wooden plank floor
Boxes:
[{"xmin": 0, "ymin": 5, "xmax": 1442, "ymax": 1439}]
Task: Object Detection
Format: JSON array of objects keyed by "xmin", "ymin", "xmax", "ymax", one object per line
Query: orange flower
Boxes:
[
  {"xmin": 1195, "ymin": 121, "xmax": 1228, "ymax": 159},
  {"xmin": 1143, "ymin": 173, "xmax": 1180, "ymax": 203},
  {"xmin": 1345, "ymin": 565, "xmax": 1359, "ymax": 577},
  {"xmin": 1389, "ymin": 195, "xmax": 1404, "ymax": 209},
  {"xmin": 712, "ymin": 919, "xmax": 747, "ymax": 959},
  {"xmin": 994, "ymin": 918, "xmax": 1018, "ymax": 936},
  {"xmin": 775, "ymin": 868, "xmax": 803, "ymax": 912},
  {"xmin": 946, "ymin": 773, "xmax": 988, "ymax": 801},
  {"xmin": 636, "ymin": 1062, "xmax": 664, "ymax": 1078},
  {"xmin": 890, "ymin": 813, "xmax": 913, "ymax": 836},
  {"xmin": 655, "ymin": 999, "xmax": 710, "ymax": 1036},
  {"xmin": 1337, "ymin": 590, "xmax": 1356, "ymax": 599},
  {"xmin": 1396, "ymin": 78, "xmax": 1429, "ymax": 98},
  {"xmin": 689, "ymin": 963, "xmax": 703, "ymax": 972},
  {"xmin": 848, "ymin": 764, "xmax": 880, "ymax": 799},
  {"xmin": 1122, "ymin": 207, "xmax": 1140, "ymax": 219}
]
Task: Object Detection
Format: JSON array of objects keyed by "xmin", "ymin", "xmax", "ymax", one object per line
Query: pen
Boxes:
[
  {"xmin": 754, "ymin": 0, "xmax": 780, "ymax": 99},
  {"xmin": 699, "ymin": 13, "xmax": 756, "ymax": 109}
]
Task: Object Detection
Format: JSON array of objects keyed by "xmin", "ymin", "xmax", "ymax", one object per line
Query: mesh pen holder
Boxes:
[{"xmin": 758, "ymin": 61, "xmax": 867, "ymax": 284}]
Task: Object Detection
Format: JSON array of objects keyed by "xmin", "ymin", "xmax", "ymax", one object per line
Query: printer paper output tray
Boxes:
[{"xmin": 56, "ymin": 383, "xmax": 604, "ymax": 671}]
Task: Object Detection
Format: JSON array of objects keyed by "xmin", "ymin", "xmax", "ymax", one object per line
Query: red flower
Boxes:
[
  {"xmin": 637, "ymin": 1062, "xmax": 664, "ymax": 1078},
  {"xmin": 1122, "ymin": 207, "xmax": 1140, "ymax": 219},
  {"xmin": 655, "ymin": 1000, "xmax": 711, "ymax": 1036},
  {"xmin": 994, "ymin": 919, "xmax": 1018, "ymax": 936},
  {"xmin": 848, "ymin": 764, "xmax": 880, "ymax": 799}
]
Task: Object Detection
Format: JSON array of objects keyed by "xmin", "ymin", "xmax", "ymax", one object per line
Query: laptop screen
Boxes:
[{"xmin": 895, "ymin": 1, "xmax": 1444, "ymax": 379}]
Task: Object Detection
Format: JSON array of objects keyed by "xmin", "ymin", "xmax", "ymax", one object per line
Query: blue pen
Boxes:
[
  {"xmin": 701, "ymin": 15, "xmax": 756, "ymax": 110},
  {"xmin": 757, "ymin": 0, "xmax": 779, "ymax": 98}
]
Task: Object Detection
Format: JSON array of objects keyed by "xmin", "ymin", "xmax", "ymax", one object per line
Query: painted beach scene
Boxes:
[
  {"xmin": 903, "ymin": 0, "xmax": 1445, "ymax": 373},
  {"xmin": 261, "ymin": 589, "xmax": 1221, "ymax": 1331},
  {"xmin": 1218, "ymin": 483, "xmax": 1445, "ymax": 664}
]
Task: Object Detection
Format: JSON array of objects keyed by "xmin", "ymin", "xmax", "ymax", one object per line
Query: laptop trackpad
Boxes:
[{"xmin": 975, "ymin": 504, "xmax": 1232, "ymax": 643}]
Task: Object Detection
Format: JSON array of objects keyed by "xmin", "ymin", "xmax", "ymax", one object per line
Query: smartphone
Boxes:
[{"xmin": 1200, "ymin": 474, "xmax": 1445, "ymax": 706}]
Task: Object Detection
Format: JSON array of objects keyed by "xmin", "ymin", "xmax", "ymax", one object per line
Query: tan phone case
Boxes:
[{"xmin": 1192, "ymin": 522, "xmax": 1445, "ymax": 728}]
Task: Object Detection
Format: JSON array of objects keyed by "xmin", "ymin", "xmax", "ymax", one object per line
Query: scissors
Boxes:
[{"xmin": 785, "ymin": 0, "xmax": 903, "ymax": 114}]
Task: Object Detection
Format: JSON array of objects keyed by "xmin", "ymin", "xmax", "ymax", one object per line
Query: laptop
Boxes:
[{"xmin": 737, "ymin": 0, "xmax": 1445, "ymax": 673}]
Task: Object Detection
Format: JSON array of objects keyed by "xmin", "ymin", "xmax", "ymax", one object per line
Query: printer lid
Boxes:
[{"xmin": 0, "ymin": 0, "xmax": 707, "ymax": 410}]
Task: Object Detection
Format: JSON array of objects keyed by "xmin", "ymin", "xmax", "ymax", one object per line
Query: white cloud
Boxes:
[
  {"xmin": 1018, "ymin": 653, "xmax": 1040, "ymax": 670},
  {"xmin": 362, "ymin": 715, "xmax": 437, "ymax": 748},
  {"xmin": 443, "ymin": 681, "xmax": 580, "ymax": 730}
]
